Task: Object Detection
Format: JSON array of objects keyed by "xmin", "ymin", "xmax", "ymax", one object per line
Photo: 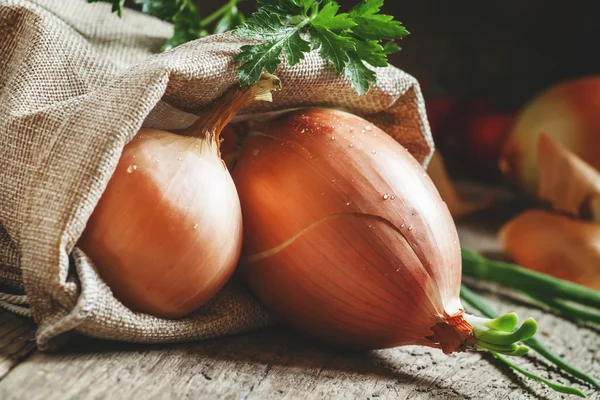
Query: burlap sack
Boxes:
[{"xmin": 0, "ymin": 0, "xmax": 434, "ymax": 349}]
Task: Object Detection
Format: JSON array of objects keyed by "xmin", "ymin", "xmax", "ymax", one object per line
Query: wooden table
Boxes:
[{"xmin": 0, "ymin": 198, "xmax": 597, "ymax": 399}]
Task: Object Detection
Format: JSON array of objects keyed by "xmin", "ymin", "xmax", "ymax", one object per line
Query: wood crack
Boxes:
[{"xmin": 240, "ymin": 356, "xmax": 277, "ymax": 400}]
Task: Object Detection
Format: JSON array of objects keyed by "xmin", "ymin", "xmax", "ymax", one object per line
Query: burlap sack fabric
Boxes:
[{"xmin": 0, "ymin": 0, "xmax": 433, "ymax": 349}]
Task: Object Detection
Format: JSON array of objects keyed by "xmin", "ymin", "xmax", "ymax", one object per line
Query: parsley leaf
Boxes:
[
  {"xmin": 86, "ymin": 0, "xmax": 125, "ymax": 17},
  {"xmin": 235, "ymin": 9, "xmax": 310, "ymax": 84},
  {"xmin": 311, "ymin": 3, "xmax": 355, "ymax": 32},
  {"xmin": 349, "ymin": 0, "xmax": 409, "ymax": 40},
  {"xmin": 233, "ymin": 0, "xmax": 409, "ymax": 95},
  {"xmin": 309, "ymin": 27, "xmax": 354, "ymax": 73},
  {"xmin": 133, "ymin": 0, "xmax": 181, "ymax": 22},
  {"xmin": 214, "ymin": 5, "xmax": 246, "ymax": 34},
  {"xmin": 162, "ymin": 1, "xmax": 208, "ymax": 50},
  {"xmin": 382, "ymin": 41, "xmax": 402, "ymax": 54},
  {"xmin": 89, "ymin": 0, "xmax": 408, "ymax": 95},
  {"xmin": 89, "ymin": 0, "xmax": 247, "ymax": 51},
  {"xmin": 344, "ymin": 52, "xmax": 377, "ymax": 95}
]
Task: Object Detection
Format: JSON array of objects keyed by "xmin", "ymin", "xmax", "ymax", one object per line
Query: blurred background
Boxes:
[{"xmin": 123, "ymin": 0, "xmax": 600, "ymax": 182}]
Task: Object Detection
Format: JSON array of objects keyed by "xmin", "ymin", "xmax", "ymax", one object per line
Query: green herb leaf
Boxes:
[
  {"xmin": 235, "ymin": 7, "xmax": 311, "ymax": 85},
  {"xmin": 233, "ymin": 0, "xmax": 408, "ymax": 95},
  {"xmin": 92, "ymin": 0, "xmax": 408, "ymax": 95},
  {"xmin": 344, "ymin": 52, "xmax": 376, "ymax": 95},
  {"xmin": 349, "ymin": 0, "xmax": 409, "ymax": 40},
  {"xmin": 311, "ymin": 3, "xmax": 356, "ymax": 32},
  {"xmin": 133, "ymin": 0, "xmax": 181, "ymax": 22},
  {"xmin": 86, "ymin": 0, "xmax": 125, "ymax": 18},
  {"xmin": 309, "ymin": 26, "xmax": 354, "ymax": 72},
  {"xmin": 214, "ymin": 5, "xmax": 246, "ymax": 35},
  {"xmin": 236, "ymin": 42, "xmax": 285, "ymax": 85},
  {"xmin": 162, "ymin": 1, "xmax": 207, "ymax": 50},
  {"xmin": 235, "ymin": 11, "xmax": 296, "ymax": 41},
  {"xmin": 382, "ymin": 41, "xmax": 401, "ymax": 54},
  {"xmin": 283, "ymin": 31, "xmax": 312, "ymax": 65},
  {"xmin": 257, "ymin": 0, "xmax": 308, "ymax": 17},
  {"xmin": 355, "ymin": 40, "xmax": 387, "ymax": 68}
]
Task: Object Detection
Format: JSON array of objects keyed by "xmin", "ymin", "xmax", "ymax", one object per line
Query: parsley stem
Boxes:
[{"xmin": 200, "ymin": 0, "xmax": 244, "ymax": 27}]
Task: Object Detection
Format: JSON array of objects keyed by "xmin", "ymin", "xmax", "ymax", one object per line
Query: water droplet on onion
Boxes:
[
  {"xmin": 193, "ymin": 223, "xmax": 199, "ymax": 229},
  {"xmin": 126, "ymin": 164, "xmax": 137, "ymax": 173},
  {"xmin": 365, "ymin": 125, "xmax": 372, "ymax": 131},
  {"xmin": 383, "ymin": 194, "xmax": 389, "ymax": 200},
  {"xmin": 349, "ymin": 144, "xmax": 354, "ymax": 148},
  {"xmin": 331, "ymin": 136, "xmax": 336, "ymax": 140}
]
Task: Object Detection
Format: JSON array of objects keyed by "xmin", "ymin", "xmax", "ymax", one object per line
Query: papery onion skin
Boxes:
[
  {"xmin": 500, "ymin": 77, "xmax": 600, "ymax": 197},
  {"xmin": 500, "ymin": 210, "xmax": 600, "ymax": 290},
  {"xmin": 79, "ymin": 130, "xmax": 243, "ymax": 318},
  {"xmin": 233, "ymin": 108, "xmax": 471, "ymax": 351},
  {"xmin": 78, "ymin": 75, "xmax": 280, "ymax": 319}
]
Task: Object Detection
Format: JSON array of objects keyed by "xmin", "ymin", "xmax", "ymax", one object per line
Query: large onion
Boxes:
[{"xmin": 233, "ymin": 108, "xmax": 534, "ymax": 353}]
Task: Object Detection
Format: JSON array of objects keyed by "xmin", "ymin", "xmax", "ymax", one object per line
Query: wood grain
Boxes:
[
  {"xmin": 0, "ymin": 197, "xmax": 597, "ymax": 399},
  {"xmin": 0, "ymin": 310, "xmax": 36, "ymax": 380}
]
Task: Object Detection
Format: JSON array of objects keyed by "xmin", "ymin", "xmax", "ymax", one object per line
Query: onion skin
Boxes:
[
  {"xmin": 500, "ymin": 210, "xmax": 600, "ymax": 290},
  {"xmin": 500, "ymin": 77, "xmax": 600, "ymax": 197},
  {"xmin": 78, "ymin": 75, "xmax": 280, "ymax": 318},
  {"xmin": 79, "ymin": 130, "xmax": 243, "ymax": 318},
  {"xmin": 233, "ymin": 108, "xmax": 471, "ymax": 351}
]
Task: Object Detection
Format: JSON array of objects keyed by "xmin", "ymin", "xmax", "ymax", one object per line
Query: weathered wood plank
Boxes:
[
  {"xmin": 0, "ymin": 277, "xmax": 597, "ymax": 399},
  {"xmin": 0, "ymin": 310, "xmax": 36, "ymax": 380},
  {"xmin": 0, "ymin": 292, "xmax": 597, "ymax": 400},
  {"xmin": 0, "ymin": 197, "xmax": 597, "ymax": 399}
]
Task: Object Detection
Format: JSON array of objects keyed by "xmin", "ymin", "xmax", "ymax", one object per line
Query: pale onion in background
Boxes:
[
  {"xmin": 537, "ymin": 133, "xmax": 600, "ymax": 223},
  {"xmin": 500, "ymin": 210, "xmax": 600, "ymax": 290},
  {"xmin": 500, "ymin": 77, "xmax": 600, "ymax": 198}
]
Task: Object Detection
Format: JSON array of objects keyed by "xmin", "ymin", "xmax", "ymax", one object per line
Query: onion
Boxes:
[
  {"xmin": 537, "ymin": 133, "xmax": 600, "ymax": 223},
  {"xmin": 233, "ymin": 108, "xmax": 535, "ymax": 354},
  {"xmin": 500, "ymin": 210, "xmax": 600, "ymax": 290},
  {"xmin": 78, "ymin": 75, "xmax": 281, "ymax": 318},
  {"xmin": 499, "ymin": 77, "xmax": 600, "ymax": 197}
]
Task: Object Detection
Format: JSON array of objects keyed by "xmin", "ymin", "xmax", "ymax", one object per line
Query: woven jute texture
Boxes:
[{"xmin": 0, "ymin": 0, "xmax": 433, "ymax": 349}]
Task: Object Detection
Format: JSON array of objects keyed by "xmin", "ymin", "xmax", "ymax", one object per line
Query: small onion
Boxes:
[
  {"xmin": 233, "ymin": 108, "xmax": 535, "ymax": 353},
  {"xmin": 500, "ymin": 210, "xmax": 600, "ymax": 290},
  {"xmin": 78, "ymin": 75, "xmax": 280, "ymax": 318},
  {"xmin": 500, "ymin": 77, "xmax": 600, "ymax": 197}
]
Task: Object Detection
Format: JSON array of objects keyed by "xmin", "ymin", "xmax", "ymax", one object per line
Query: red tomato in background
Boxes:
[
  {"xmin": 426, "ymin": 94, "xmax": 515, "ymax": 182},
  {"xmin": 425, "ymin": 96, "xmax": 456, "ymax": 140},
  {"xmin": 463, "ymin": 112, "xmax": 515, "ymax": 180}
]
